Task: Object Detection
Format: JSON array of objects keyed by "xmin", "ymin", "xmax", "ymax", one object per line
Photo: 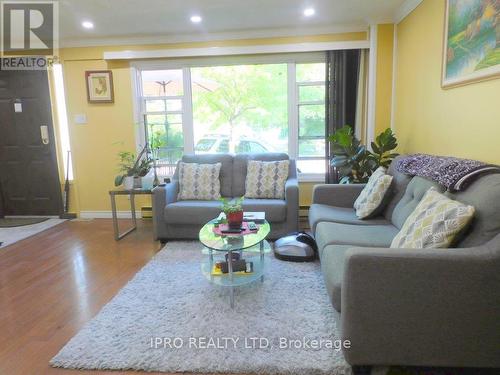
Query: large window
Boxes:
[{"xmin": 136, "ymin": 55, "xmax": 326, "ymax": 180}]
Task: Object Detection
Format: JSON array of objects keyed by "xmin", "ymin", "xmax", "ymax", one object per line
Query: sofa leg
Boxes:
[{"xmin": 352, "ymin": 365, "xmax": 372, "ymax": 375}]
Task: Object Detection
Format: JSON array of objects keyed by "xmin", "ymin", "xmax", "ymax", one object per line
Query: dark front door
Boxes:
[{"xmin": 0, "ymin": 69, "xmax": 62, "ymax": 216}]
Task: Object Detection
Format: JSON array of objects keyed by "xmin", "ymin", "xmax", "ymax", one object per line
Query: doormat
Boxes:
[{"xmin": 0, "ymin": 217, "xmax": 49, "ymax": 228}]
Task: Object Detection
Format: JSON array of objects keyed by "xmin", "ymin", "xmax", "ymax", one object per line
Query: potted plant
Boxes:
[
  {"xmin": 115, "ymin": 151, "xmax": 136, "ymax": 189},
  {"xmin": 220, "ymin": 197, "xmax": 244, "ymax": 229},
  {"xmin": 114, "ymin": 151, "xmax": 153, "ymax": 189},
  {"xmin": 328, "ymin": 126, "xmax": 399, "ymax": 183}
]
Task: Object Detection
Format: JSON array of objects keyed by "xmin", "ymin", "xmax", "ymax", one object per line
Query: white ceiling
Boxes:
[{"xmin": 59, "ymin": 0, "xmax": 407, "ymax": 47}]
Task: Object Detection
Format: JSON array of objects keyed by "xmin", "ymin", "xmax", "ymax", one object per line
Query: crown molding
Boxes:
[
  {"xmin": 60, "ymin": 23, "xmax": 368, "ymax": 48},
  {"xmin": 104, "ymin": 40, "xmax": 370, "ymax": 60},
  {"xmin": 393, "ymin": 0, "xmax": 424, "ymax": 24}
]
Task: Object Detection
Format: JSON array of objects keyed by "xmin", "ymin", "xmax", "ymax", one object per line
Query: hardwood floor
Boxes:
[
  {"xmin": 0, "ymin": 217, "xmax": 312, "ymax": 375},
  {"xmin": 0, "ymin": 218, "xmax": 167, "ymax": 375}
]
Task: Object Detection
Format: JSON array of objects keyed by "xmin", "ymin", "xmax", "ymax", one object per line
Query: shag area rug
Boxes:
[{"xmin": 51, "ymin": 241, "xmax": 352, "ymax": 374}]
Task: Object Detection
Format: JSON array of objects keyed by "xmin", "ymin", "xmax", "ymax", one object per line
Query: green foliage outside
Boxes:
[
  {"xmin": 146, "ymin": 63, "xmax": 326, "ymax": 158},
  {"xmin": 191, "ymin": 64, "xmax": 288, "ymax": 149}
]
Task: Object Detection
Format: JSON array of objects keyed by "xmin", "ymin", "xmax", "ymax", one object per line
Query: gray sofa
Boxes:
[
  {"xmin": 309, "ymin": 156, "xmax": 500, "ymax": 368},
  {"xmin": 153, "ymin": 153, "xmax": 298, "ymax": 241}
]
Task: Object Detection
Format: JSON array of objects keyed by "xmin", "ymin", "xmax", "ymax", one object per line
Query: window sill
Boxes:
[{"xmin": 298, "ymin": 174, "xmax": 325, "ymax": 183}]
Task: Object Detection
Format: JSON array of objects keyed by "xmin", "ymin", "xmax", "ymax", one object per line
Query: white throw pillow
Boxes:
[
  {"xmin": 354, "ymin": 167, "xmax": 393, "ymax": 219},
  {"xmin": 244, "ymin": 160, "xmax": 290, "ymax": 199},
  {"xmin": 177, "ymin": 162, "xmax": 222, "ymax": 200}
]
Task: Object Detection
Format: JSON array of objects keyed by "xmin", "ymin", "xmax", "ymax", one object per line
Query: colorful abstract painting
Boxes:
[{"xmin": 442, "ymin": 0, "xmax": 500, "ymax": 87}]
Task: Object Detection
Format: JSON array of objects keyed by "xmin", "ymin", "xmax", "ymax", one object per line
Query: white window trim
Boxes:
[{"xmin": 131, "ymin": 52, "xmax": 328, "ymax": 182}]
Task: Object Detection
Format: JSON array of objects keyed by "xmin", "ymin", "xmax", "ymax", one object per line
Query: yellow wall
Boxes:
[
  {"xmin": 59, "ymin": 32, "xmax": 367, "ymax": 215},
  {"xmin": 62, "ymin": 59, "xmax": 137, "ymax": 212},
  {"xmin": 394, "ymin": 0, "xmax": 500, "ymax": 163},
  {"xmin": 375, "ymin": 24, "xmax": 394, "ymax": 135}
]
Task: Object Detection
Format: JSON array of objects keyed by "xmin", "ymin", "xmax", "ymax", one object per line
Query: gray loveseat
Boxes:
[
  {"xmin": 153, "ymin": 153, "xmax": 298, "ymax": 241},
  {"xmin": 309, "ymin": 156, "xmax": 500, "ymax": 368}
]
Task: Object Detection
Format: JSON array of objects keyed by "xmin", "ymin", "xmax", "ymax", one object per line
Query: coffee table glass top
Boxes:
[{"xmin": 199, "ymin": 219, "xmax": 270, "ymax": 252}]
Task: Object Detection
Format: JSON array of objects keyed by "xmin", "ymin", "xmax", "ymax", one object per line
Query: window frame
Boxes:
[
  {"xmin": 131, "ymin": 53, "xmax": 326, "ymax": 182},
  {"xmin": 296, "ymin": 80, "xmax": 327, "ymax": 181}
]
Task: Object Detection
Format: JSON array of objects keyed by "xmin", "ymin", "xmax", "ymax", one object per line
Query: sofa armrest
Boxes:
[
  {"xmin": 340, "ymin": 241, "xmax": 500, "ymax": 367},
  {"xmin": 152, "ymin": 181, "xmax": 178, "ymax": 206},
  {"xmin": 152, "ymin": 181, "xmax": 178, "ymax": 240},
  {"xmin": 312, "ymin": 184, "xmax": 365, "ymax": 207},
  {"xmin": 285, "ymin": 177, "xmax": 299, "ymax": 231}
]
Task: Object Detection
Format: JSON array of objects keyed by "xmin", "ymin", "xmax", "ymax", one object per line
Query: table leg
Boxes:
[
  {"xmin": 130, "ymin": 193, "xmax": 137, "ymax": 227},
  {"xmin": 111, "ymin": 192, "xmax": 138, "ymax": 241},
  {"xmin": 260, "ymin": 241, "xmax": 264, "ymax": 282},
  {"xmin": 228, "ymin": 250, "xmax": 234, "ymax": 308},
  {"xmin": 209, "ymin": 248, "xmax": 214, "ymax": 281},
  {"xmin": 110, "ymin": 194, "xmax": 119, "ymax": 241}
]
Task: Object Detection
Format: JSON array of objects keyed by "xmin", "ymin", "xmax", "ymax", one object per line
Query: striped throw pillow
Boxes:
[{"xmin": 244, "ymin": 160, "xmax": 290, "ymax": 199}]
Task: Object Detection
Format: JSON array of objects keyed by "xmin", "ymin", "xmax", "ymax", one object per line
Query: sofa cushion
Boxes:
[
  {"xmin": 164, "ymin": 200, "xmax": 221, "ymax": 225},
  {"xmin": 177, "ymin": 162, "xmax": 222, "ymax": 200},
  {"xmin": 179, "ymin": 154, "xmax": 233, "ymax": 197},
  {"xmin": 232, "ymin": 153, "xmax": 289, "ymax": 197},
  {"xmin": 446, "ymin": 173, "xmax": 500, "ymax": 247},
  {"xmin": 165, "ymin": 198, "xmax": 287, "ymax": 225},
  {"xmin": 320, "ymin": 245, "xmax": 352, "ymax": 312},
  {"xmin": 315, "ymin": 221, "xmax": 399, "ymax": 251},
  {"xmin": 242, "ymin": 199, "xmax": 286, "ymax": 222},
  {"xmin": 309, "ymin": 204, "xmax": 390, "ymax": 233},
  {"xmin": 389, "ymin": 176, "xmax": 444, "ymax": 229},
  {"xmin": 383, "ymin": 156, "xmax": 413, "ymax": 221},
  {"xmin": 391, "ymin": 188, "xmax": 475, "ymax": 249}
]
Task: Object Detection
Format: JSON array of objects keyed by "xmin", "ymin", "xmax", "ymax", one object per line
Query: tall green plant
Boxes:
[
  {"xmin": 367, "ymin": 128, "xmax": 399, "ymax": 168},
  {"xmin": 328, "ymin": 125, "xmax": 398, "ymax": 183}
]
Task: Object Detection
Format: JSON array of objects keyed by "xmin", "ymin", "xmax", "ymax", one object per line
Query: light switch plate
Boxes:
[{"xmin": 74, "ymin": 114, "xmax": 87, "ymax": 124}]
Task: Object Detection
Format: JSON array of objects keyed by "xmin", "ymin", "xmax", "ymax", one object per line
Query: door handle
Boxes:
[{"xmin": 40, "ymin": 125, "xmax": 49, "ymax": 145}]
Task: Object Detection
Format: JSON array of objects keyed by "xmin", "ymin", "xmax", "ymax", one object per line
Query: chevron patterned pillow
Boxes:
[
  {"xmin": 391, "ymin": 187, "xmax": 475, "ymax": 249},
  {"xmin": 354, "ymin": 167, "xmax": 393, "ymax": 219}
]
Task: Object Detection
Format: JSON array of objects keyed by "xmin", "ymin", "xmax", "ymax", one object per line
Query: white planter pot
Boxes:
[
  {"xmin": 123, "ymin": 176, "xmax": 134, "ymax": 190},
  {"xmin": 141, "ymin": 175, "xmax": 154, "ymax": 190}
]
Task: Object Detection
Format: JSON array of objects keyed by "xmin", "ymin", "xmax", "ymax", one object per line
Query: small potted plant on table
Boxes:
[
  {"xmin": 114, "ymin": 151, "xmax": 153, "ymax": 190},
  {"xmin": 221, "ymin": 197, "xmax": 244, "ymax": 229}
]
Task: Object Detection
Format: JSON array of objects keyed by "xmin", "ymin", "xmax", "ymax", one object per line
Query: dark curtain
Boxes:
[{"xmin": 325, "ymin": 49, "xmax": 361, "ymax": 183}]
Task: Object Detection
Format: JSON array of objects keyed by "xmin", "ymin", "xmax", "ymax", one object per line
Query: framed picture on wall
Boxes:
[
  {"xmin": 85, "ymin": 70, "xmax": 114, "ymax": 103},
  {"xmin": 442, "ymin": 0, "xmax": 500, "ymax": 88}
]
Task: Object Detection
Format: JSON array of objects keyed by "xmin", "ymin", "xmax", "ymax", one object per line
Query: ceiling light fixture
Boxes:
[
  {"xmin": 190, "ymin": 15, "xmax": 202, "ymax": 23},
  {"xmin": 82, "ymin": 21, "xmax": 94, "ymax": 29},
  {"xmin": 303, "ymin": 8, "xmax": 315, "ymax": 17}
]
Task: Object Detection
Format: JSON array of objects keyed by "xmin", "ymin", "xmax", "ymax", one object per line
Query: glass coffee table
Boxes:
[{"xmin": 199, "ymin": 219, "xmax": 271, "ymax": 308}]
